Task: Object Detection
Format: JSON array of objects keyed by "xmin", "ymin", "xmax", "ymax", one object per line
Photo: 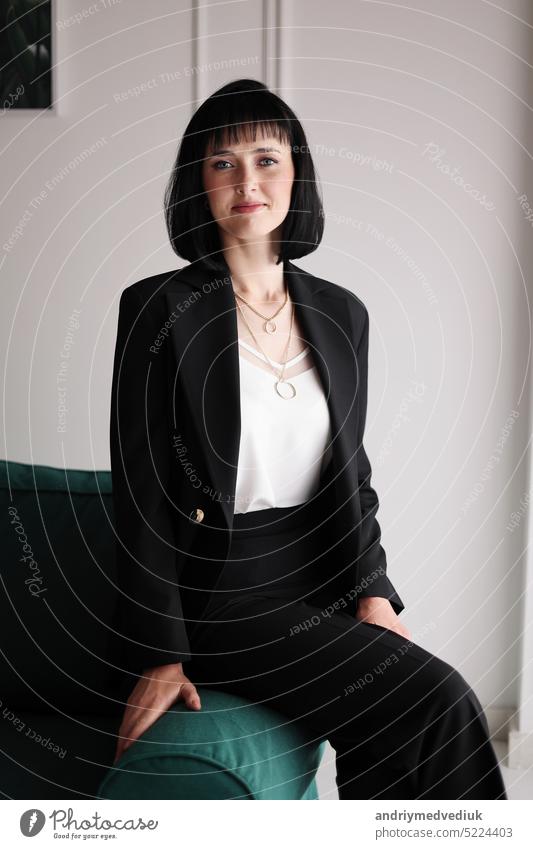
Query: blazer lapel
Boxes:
[
  {"xmin": 285, "ymin": 262, "xmax": 357, "ymax": 482},
  {"xmin": 166, "ymin": 259, "xmax": 357, "ymax": 531}
]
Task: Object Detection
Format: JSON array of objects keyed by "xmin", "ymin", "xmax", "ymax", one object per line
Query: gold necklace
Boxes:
[
  {"xmin": 234, "ymin": 286, "xmax": 288, "ymax": 334},
  {"xmin": 235, "ymin": 299, "xmax": 297, "ymax": 399}
]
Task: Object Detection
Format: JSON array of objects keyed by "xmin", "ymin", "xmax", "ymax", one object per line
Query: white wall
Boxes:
[{"xmin": 2, "ymin": 0, "xmax": 532, "ymax": 785}]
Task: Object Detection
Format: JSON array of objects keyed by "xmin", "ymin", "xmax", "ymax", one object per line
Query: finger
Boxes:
[
  {"xmin": 113, "ymin": 722, "xmax": 134, "ymax": 764},
  {"xmin": 113, "ymin": 744, "xmax": 124, "ymax": 765},
  {"xmin": 112, "ymin": 723, "xmax": 144, "ymax": 765},
  {"xmin": 118, "ymin": 698, "xmax": 162, "ymax": 743},
  {"xmin": 113, "ymin": 729, "xmax": 133, "ymax": 764},
  {"xmin": 113, "ymin": 731, "xmax": 139, "ymax": 765},
  {"xmin": 113, "ymin": 689, "xmax": 150, "ymax": 764},
  {"xmin": 113, "ymin": 728, "xmax": 128, "ymax": 765},
  {"xmin": 124, "ymin": 697, "xmax": 173, "ymax": 749},
  {"xmin": 178, "ymin": 682, "xmax": 202, "ymax": 710}
]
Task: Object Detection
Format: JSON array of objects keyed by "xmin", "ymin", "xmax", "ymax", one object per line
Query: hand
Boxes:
[
  {"xmin": 356, "ymin": 596, "xmax": 411, "ymax": 640},
  {"xmin": 113, "ymin": 662, "xmax": 201, "ymax": 765}
]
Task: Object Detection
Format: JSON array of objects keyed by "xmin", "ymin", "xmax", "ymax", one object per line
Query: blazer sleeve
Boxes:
[
  {"xmin": 109, "ymin": 285, "xmax": 192, "ymax": 673},
  {"xmin": 354, "ymin": 305, "xmax": 405, "ymax": 615}
]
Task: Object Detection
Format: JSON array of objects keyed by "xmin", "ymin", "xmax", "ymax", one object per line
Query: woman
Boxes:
[{"xmin": 109, "ymin": 78, "xmax": 507, "ymax": 799}]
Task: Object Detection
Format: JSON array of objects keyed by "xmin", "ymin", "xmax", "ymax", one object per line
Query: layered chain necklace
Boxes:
[
  {"xmin": 234, "ymin": 287, "xmax": 288, "ymax": 334},
  {"xmin": 234, "ymin": 285, "xmax": 298, "ymax": 400}
]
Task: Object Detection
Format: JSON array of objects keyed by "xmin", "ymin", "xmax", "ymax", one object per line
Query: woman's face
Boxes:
[{"xmin": 201, "ymin": 130, "xmax": 295, "ymax": 250}]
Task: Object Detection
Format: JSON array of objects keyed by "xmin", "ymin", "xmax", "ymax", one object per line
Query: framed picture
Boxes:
[{"xmin": 0, "ymin": 0, "xmax": 52, "ymax": 112}]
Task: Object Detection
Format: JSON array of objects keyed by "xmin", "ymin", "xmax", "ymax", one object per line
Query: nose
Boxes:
[{"xmin": 234, "ymin": 161, "xmax": 258, "ymax": 194}]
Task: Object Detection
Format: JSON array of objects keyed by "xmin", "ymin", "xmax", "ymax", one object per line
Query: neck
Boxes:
[
  {"xmin": 224, "ymin": 258, "xmax": 287, "ymax": 303},
  {"xmin": 218, "ymin": 234, "xmax": 288, "ymax": 302}
]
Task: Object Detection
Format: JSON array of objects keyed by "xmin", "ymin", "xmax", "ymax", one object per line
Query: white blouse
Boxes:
[{"xmin": 234, "ymin": 338, "xmax": 333, "ymax": 514}]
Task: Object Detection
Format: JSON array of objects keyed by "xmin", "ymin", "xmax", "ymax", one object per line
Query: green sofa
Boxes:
[{"xmin": 0, "ymin": 459, "xmax": 326, "ymax": 799}]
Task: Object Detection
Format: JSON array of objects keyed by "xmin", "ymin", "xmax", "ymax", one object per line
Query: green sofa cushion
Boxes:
[{"xmin": 98, "ymin": 688, "xmax": 325, "ymax": 800}]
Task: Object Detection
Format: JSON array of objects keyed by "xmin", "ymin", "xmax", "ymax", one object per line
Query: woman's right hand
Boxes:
[{"xmin": 113, "ymin": 662, "xmax": 201, "ymax": 765}]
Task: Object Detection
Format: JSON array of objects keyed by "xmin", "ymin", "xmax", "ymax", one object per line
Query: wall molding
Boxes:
[
  {"xmin": 192, "ymin": 0, "xmax": 208, "ymax": 107},
  {"xmin": 192, "ymin": 0, "xmax": 285, "ymax": 109},
  {"xmin": 263, "ymin": 0, "xmax": 283, "ymax": 92}
]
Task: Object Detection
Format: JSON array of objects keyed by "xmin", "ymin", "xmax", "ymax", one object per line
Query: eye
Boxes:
[{"xmin": 212, "ymin": 157, "xmax": 279, "ymax": 170}]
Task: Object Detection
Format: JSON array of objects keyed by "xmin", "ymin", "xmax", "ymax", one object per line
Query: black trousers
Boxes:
[{"xmin": 184, "ymin": 482, "xmax": 507, "ymax": 800}]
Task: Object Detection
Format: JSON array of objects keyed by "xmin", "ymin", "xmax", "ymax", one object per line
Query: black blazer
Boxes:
[{"xmin": 109, "ymin": 257, "xmax": 404, "ymax": 674}]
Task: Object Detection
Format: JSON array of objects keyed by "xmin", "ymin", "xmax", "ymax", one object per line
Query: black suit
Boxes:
[
  {"xmin": 109, "ymin": 257, "xmax": 403, "ymax": 674},
  {"xmin": 109, "ymin": 257, "xmax": 507, "ymax": 800}
]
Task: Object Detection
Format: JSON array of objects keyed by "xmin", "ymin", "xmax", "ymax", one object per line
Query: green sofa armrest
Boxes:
[{"xmin": 98, "ymin": 688, "xmax": 326, "ymax": 800}]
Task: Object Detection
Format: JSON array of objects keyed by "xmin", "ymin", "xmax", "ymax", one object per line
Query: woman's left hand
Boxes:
[{"xmin": 356, "ymin": 596, "xmax": 411, "ymax": 640}]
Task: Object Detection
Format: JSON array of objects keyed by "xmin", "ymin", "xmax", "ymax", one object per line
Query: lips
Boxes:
[{"xmin": 232, "ymin": 203, "xmax": 266, "ymax": 212}]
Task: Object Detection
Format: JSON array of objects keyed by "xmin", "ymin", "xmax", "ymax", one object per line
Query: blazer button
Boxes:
[{"xmin": 189, "ymin": 507, "xmax": 205, "ymax": 523}]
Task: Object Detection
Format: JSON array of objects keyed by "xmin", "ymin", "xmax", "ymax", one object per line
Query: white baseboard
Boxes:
[
  {"xmin": 485, "ymin": 705, "xmax": 533, "ymax": 769},
  {"xmin": 507, "ymin": 730, "xmax": 533, "ymax": 769},
  {"xmin": 485, "ymin": 706, "xmax": 515, "ymax": 742}
]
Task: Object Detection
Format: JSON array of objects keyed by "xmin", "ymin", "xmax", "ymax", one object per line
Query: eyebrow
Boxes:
[{"xmin": 207, "ymin": 146, "xmax": 282, "ymax": 157}]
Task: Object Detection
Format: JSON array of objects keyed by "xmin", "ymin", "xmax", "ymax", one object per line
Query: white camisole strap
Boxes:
[{"xmin": 238, "ymin": 337, "xmax": 311, "ymax": 370}]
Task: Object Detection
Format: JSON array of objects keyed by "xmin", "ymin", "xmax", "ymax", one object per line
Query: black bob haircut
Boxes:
[{"xmin": 164, "ymin": 78, "xmax": 324, "ymax": 272}]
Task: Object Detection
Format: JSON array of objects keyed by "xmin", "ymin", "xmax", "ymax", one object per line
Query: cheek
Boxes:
[
  {"xmin": 203, "ymin": 179, "xmax": 226, "ymax": 211},
  {"xmin": 269, "ymin": 168, "xmax": 294, "ymax": 201},
  {"xmin": 204, "ymin": 171, "xmax": 232, "ymax": 198},
  {"xmin": 203, "ymin": 164, "xmax": 226, "ymax": 191}
]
